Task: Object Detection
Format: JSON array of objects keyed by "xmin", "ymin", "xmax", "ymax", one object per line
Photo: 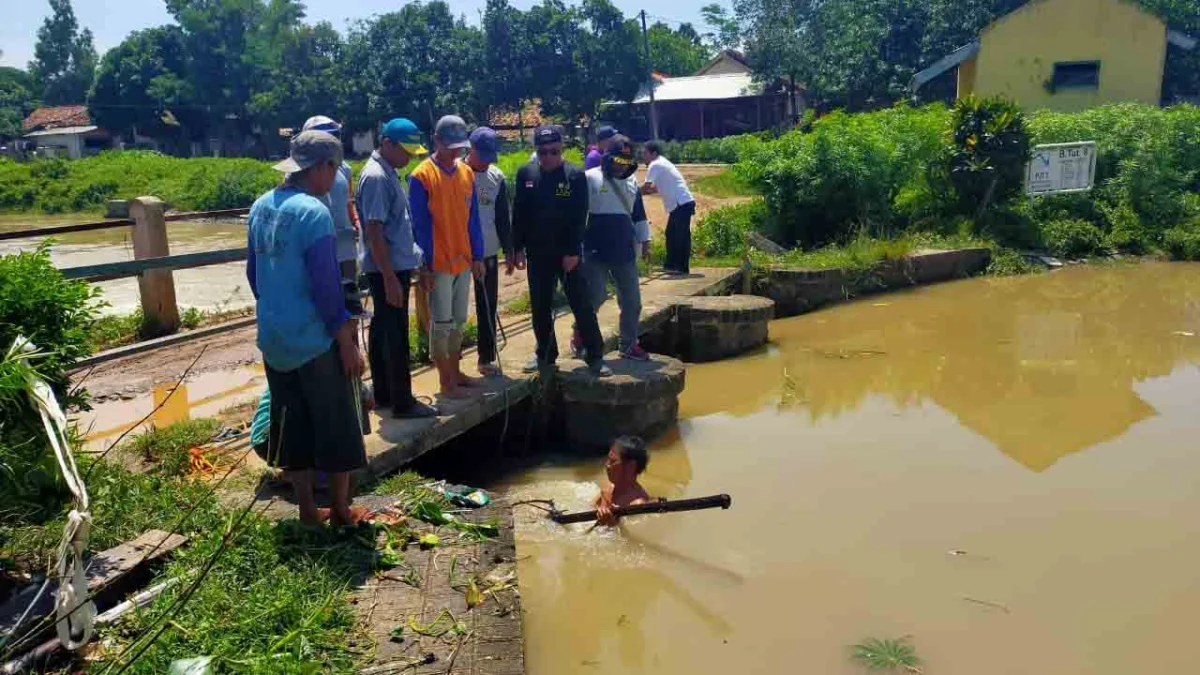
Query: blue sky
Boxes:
[{"xmin": 1, "ymin": 0, "xmax": 713, "ymax": 69}]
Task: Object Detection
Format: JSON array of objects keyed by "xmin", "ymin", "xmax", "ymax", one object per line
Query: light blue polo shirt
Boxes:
[
  {"xmin": 357, "ymin": 151, "xmax": 423, "ymax": 273},
  {"xmin": 319, "ymin": 162, "xmax": 358, "ymax": 263}
]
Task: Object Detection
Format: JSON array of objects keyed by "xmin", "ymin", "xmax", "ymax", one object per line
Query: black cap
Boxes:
[{"xmin": 534, "ymin": 125, "xmax": 563, "ymax": 146}]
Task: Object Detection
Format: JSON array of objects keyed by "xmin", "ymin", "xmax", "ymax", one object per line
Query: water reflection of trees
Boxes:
[{"xmin": 689, "ymin": 265, "xmax": 1200, "ymax": 471}]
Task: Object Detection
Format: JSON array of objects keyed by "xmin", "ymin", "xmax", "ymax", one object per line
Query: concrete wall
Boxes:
[
  {"xmin": 762, "ymin": 249, "xmax": 993, "ymax": 318},
  {"xmin": 33, "ymin": 133, "xmax": 84, "ymax": 159},
  {"xmin": 972, "ymin": 0, "xmax": 1167, "ymax": 111}
]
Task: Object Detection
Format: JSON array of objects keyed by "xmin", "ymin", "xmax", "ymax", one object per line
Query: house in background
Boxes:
[
  {"xmin": 611, "ymin": 50, "xmax": 806, "ymax": 141},
  {"xmin": 21, "ymin": 105, "xmax": 114, "ymax": 159},
  {"xmin": 912, "ymin": 0, "xmax": 1196, "ymax": 111}
]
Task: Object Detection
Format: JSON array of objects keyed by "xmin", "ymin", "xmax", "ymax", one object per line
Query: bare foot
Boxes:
[
  {"xmin": 331, "ymin": 505, "xmax": 371, "ymax": 528},
  {"xmin": 440, "ymin": 385, "xmax": 473, "ymax": 400},
  {"xmin": 457, "ymin": 374, "xmax": 484, "ymax": 388},
  {"xmin": 299, "ymin": 507, "xmax": 332, "ymax": 526}
]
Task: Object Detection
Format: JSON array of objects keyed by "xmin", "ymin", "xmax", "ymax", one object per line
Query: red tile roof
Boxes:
[{"xmin": 22, "ymin": 105, "xmax": 92, "ymax": 132}]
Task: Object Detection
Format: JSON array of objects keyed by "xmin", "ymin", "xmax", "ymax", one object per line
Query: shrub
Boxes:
[
  {"xmin": 653, "ymin": 133, "xmax": 766, "ymax": 164},
  {"xmin": 1163, "ymin": 221, "xmax": 1200, "ymax": 261},
  {"xmin": 1043, "ymin": 219, "xmax": 1105, "ymax": 259},
  {"xmin": 693, "ymin": 201, "xmax": 769, "ymax": 258},
  {"xmin": 0, "ymin": 245, "xmax": 100, "ymax": 522},
  {"xmin": 0, "ymin": 244, "xmax": 100, "ymax": 401},
  {"xmin": 690, "ymin": 169, "xmax": 759, "ymax": 198},
  {"xmin": 947, "ymin": 96, "xmax": 1032, "ymax": 218},
  {"xmin": 735, "ymin": 104, "xmax": 949, "ymax": 247}
]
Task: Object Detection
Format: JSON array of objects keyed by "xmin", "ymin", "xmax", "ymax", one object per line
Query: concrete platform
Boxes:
[
  {"xmin": 360, "ymin": 268, "xmax": 741, "ymax": 477},
  {"xmin": 557, "ymin": 354, "xmax": 687, "ymax": 449},
  {"xmin": 672, "ymin": 294, "xmax": 775, "ymax": 362}
]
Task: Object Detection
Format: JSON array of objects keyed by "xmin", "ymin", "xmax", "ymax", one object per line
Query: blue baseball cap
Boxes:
[
  {"xmin": 597, "ymin": 125, "xmax": 617, "ymax": 141},
  {"xmin": 469, "ymin": 127, "xmax": 500, "ymax": 163},
  {"xmin": 381, "ymin": 118, "xmax": 427, "ymax": 156}
]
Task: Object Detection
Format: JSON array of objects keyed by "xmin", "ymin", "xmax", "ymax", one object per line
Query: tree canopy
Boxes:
[{"xmin": 28, "ymin": 0, "xmax": 97, "ymax": 106}]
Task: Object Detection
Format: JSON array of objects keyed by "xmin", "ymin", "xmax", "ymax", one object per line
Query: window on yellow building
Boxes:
[{"xmin": 1052, "ymin": 62, "xmax": 1101, "ymax": 90}]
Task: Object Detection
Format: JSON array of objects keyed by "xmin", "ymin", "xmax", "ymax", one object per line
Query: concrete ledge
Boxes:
[
  {"xmin": 675, "ymin": 295, "xmax": 774, "ymax": 362},
  {"xmin": 763, "ymin": 248, "xmax": 991, "ymax": 318},
  {"xmin": 557, "ymin": 355, "xmax": 686, "ymax": 449}
]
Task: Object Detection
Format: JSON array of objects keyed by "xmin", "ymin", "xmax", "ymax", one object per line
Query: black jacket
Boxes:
[{"xmin": 512, "ymin": 161, "xmax": 589, "ymax": 257}]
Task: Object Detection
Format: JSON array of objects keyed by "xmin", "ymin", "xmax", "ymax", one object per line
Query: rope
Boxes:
[{"xmin": 11, "ymin": 337, "xmax": 95, "ymax": 651}]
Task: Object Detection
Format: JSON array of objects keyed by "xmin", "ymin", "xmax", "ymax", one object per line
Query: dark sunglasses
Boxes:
[{"xmin": 536, "ymin": 147, "xmax": 562, "ymax": 157}]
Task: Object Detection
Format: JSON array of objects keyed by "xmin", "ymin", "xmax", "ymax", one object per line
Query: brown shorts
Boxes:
[{"xmin": 263, "ymin": 344, "xmax": 366, "ymax": 473}]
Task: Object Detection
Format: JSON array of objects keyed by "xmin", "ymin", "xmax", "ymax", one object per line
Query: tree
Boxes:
[
  {"xmin": 88, "ymin": 26, "xmax": 195, "ymax": 138},
  {"xmin": 165, "ymin": 0, "xmax": 308, "ymax": 141},
  {"xmin": 28, "ymin": 0, "xmax": 98, "ymax": 105},
  {"xmin": 700, "ymin": 3, "xmax": 740, "ymax": 50},
  {"xmin": 647, "ymin": 22, "xmax": 711, "ymax": 76},
  {"xmin": 348, "ymin": 2, "xmax": 484, "ymax": 131},
  {"xmin": 483, "ymin": 0, "xmax": 534, "ymax": 123},
  {"xmin": 249, "ymin": 22, "xmax": 348, "ymax": 130},
  {"xmin": 0, "ymin": 68, "xmax": 37, "ymax": 139}
]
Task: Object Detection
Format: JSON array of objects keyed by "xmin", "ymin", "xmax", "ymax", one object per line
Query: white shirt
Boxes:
[{"xmin": 645, "ymin": 156, "xmax": 694, "ymax": 213}]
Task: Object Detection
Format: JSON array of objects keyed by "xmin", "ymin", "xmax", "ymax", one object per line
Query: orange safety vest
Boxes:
[{"xmin": 410, "ymin": 158, "xmax": 475, "ymax": 275}]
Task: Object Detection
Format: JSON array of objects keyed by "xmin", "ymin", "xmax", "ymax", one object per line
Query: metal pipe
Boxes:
[{"xmin": 551, "ymin": 494, "xmax": 732, "ymax": 525}]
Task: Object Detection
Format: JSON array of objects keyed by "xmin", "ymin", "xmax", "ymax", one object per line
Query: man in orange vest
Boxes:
[{"xmin": 409, "ymin": 115, "xmax": 486, "ymax": 399}]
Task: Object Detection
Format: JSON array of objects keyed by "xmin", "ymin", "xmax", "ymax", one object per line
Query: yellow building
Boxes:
[{"xmin": 912, "ymin": 0, "xmax": 1196, "ymax": 111}]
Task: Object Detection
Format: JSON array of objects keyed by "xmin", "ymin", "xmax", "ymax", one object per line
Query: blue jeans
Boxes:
[{"xmin": 582, "ymin": 256, "xmax": 642, "ymax": 351}]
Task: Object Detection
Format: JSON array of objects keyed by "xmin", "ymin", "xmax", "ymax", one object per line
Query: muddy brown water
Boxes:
[
  {"xmin": 0, "ymin": 214, "xmax": 252, "ymax": 315},
  {"xmin": 503, "ymin": 262, "xmax": 1200, "ymax": 675}
]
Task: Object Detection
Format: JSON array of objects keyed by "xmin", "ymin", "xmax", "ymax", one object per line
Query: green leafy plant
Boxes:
[
  {"xmin": 1043, "ymin": 219, "xmax": 1105, "ymax": 259},
  {"xmin": 1163, "ymin": 221, "xmax": 1200, "ymax": 261},
  {"xmin": 690, "ymin": 169, "xmax": 760, "ymax": 198},
  {"xmin": 852, "ymin": 637, "xmax": 923, "ymax": 673},
  {"xmin": 124, "ymin": 417, "xmax": 221, "ymax": 477},
  {"xmin": 693, "ymin": 201, "xmax": 769, "ymax": 258},
  {"xmin": 947, "ymin": 96, "xmax": 1032, "ymax": 220}
]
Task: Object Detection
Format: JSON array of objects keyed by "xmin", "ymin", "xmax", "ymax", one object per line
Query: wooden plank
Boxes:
[
  {"xmin": 60, "ymin": 247, "xmax": 248, "ymax": 281},
  {"xmin": 0, "ymin": 529, "xmax": 188, "ymax": 639}
]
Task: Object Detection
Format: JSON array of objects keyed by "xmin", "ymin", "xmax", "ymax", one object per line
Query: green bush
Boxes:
[
  {"xmin": 0, "ymin": 244, "xmax": 100, "ymax": 400},
  {"xmin": 653, "ymin": 133, "xmax": 766, "ymax": 164},
  {"xmin": 735, "ymin": 104, "xmax": 949, "ymax": 247},
  {"xmin": 0, "ymin": 245, "xmax": 100, "ymax": 522},
  {"xmin": 1043, "ymin": 219, "xmax": 1105, "ymax": 259},
  {"xmin": 947, "ymin": 96, "xmax": 1031, "ymax": 217},
  {"xmin": 1028, "ymin": 103, "xmax": 1200, "ymax": 244},
  {"xmin": 1163, "ymin": 221, "xmax": 1200, "ymax": 261},
  {"xmin": 693, "ymin": 201, "xmax": 768, "ymax": 258}
]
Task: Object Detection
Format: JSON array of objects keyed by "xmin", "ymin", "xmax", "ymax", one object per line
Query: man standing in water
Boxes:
[
  {"xmin": 246, "ymin": 130, "xmax": 366, "ymax": 527},
  {"xmin": 359, "ymin": 118, "xmax": 439, "ymax": 419},
  {"xmin": 641, "ymin": 140, "xmax": 696, "ymax": 276},
  {"xmin": 513, "ymin": 125, "xmax": 610, "ymax": 377},
  {"xmin": 465, "ymin": 126, "xmax": 513, "ymax": 377},
  {"xmin": 409, "ymin": 115, "xmax": 486, "ymax": 398}
]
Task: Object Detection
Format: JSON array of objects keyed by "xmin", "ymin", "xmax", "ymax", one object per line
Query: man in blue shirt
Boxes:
[
  {"xmin": 246, "ymin": 130, "xmax": 367, "ymax": 528},
  {"xmin": 302, "ymin": 115, "xmax": 362, "ymax": 312},
  {"xmin": 359, "ymin": 118, "xmax": 439, "ymax": 419}
]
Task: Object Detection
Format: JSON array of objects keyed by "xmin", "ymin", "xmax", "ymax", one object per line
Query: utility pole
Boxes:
[{"xmin": 640, "ymin": 10, "xmax": 660, "ymax": 141}]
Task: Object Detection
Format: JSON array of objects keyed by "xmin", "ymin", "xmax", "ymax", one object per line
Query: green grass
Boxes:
[
  {"xmin": 0, "ymin": 418, "xmax": 373, "ymax": 673},
  {"xmin": 851, "ymin": 637, "xmax": 923, "ymax": 673},
  {"xmin": 89, "ymin": 306, "xmax": 254, "ymax": 352},
  {"xmin": 690, "ymin": 169, "xmax": 759, "ymax": 198},
  {"xmin": 123, "ymin": 417, "xmax": 222, "ymax": 477}
]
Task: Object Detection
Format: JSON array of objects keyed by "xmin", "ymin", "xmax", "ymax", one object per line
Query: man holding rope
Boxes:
[{"xmin": 246, "ymin": 130, "xmax": 367, "ymax": 527}]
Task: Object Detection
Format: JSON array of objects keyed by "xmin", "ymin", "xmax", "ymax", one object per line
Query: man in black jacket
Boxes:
[{"xmin": 513, "ymin": 125, "xmax": 610, "ymax": 377}]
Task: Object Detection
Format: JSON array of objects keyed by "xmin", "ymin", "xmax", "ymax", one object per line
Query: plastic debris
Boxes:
[{"xmin": 169, "ymin": 656, "xmax": 214, "ymax": 674}]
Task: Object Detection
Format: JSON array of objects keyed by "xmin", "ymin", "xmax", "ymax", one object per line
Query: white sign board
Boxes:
[{"xmin": 1026, "ymin": 141, "xmax": 1097, "ymax": 195}]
